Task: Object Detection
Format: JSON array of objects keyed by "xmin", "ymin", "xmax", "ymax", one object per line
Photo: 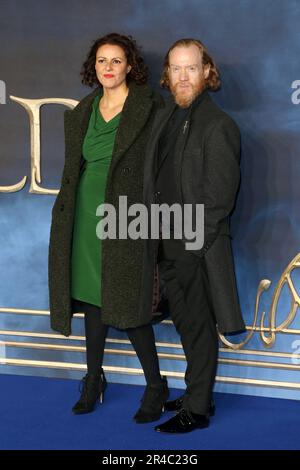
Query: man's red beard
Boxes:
[{"xmin": 169, "ymin": 80, "xmax": 206, "ymax": 108}]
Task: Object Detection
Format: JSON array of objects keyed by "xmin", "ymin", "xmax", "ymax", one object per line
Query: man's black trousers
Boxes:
[{"xmin": 158, "ymin": 239, "xmax": 219, "ymax": 415}]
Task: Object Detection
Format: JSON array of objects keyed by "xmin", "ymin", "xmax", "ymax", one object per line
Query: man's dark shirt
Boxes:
[
  {"xmin": 155, "ymin": 105, "xmax": 189, "ymax": 209},
  {"xmin": 154, "ymin": 104, "xmax": 190, "ymax": 256}
]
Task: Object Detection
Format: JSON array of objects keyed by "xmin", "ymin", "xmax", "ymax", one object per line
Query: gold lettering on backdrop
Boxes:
[
  {"xmin": 0, "ymin": 86, "xmax": 28, "ymax": 192},
  {"xmin": 219, "ymin": 279, "xmax": 271, "ymax": 350},
  {"xmin": 220, "ymin": 253, "xmax": 300, "ymax": 349},
  {"xmin": 0, "ymin": 96, "xmax": 78, "ymax": 194},
  {"xmin": 259, "ymin": 252, "xmax": 300, "ymax": 347},
  {"xmin": 0, "ymin": 176, "xmax": 27, "ymax": 193}
]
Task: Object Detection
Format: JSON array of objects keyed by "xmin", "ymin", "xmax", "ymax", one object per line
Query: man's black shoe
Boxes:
[
  {"xmin": 154, "ymin": 408, "xmax": 209, "ymax": 434},
  {"xmin": 164, "ymin": 395, "xmax": 215, "ymax": 416}
]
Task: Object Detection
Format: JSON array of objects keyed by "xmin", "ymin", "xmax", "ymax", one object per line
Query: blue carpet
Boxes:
[{"xmin": 0, "ymin": 374, "xmax": 299, "ymax": 450}]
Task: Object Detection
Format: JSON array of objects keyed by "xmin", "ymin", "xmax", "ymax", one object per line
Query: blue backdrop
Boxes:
[{"xmin": 1, "ymin": 0, "xmax": 300, "ymax": 400}]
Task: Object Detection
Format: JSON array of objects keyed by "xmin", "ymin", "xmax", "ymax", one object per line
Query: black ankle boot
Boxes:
[
  {"xmin": 72, "ymin": 369, "xmax": 107, "ymax": 415},
  {"xmin": 134, "ymin": 377, "xmax": 169, "ymax": 424}
]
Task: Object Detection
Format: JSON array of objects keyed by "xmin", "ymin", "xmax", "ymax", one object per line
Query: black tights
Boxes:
[{"xmin": 74, "ymin": 299, "xmax": 162, "ymax": 385}]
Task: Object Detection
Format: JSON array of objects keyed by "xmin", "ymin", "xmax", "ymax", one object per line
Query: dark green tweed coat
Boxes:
[{"xmin": 48, "ymin": 82, "xmax": 162, "ymax": 336}]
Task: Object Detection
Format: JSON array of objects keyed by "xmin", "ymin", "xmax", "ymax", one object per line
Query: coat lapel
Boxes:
[
  {"xmin": 108, "ymin": 82, "xmax": 154, "ymax": 175},
  {"xmin": 66, "ymin": 83, "xmax": 152, "ymax": 177},
  {"xmin": 70, "ymin": 85, "xmax": 102, "ymax": 140},
  {"xmin": 66, "ymin": 83, "xmax": 157, "ymax": 186},
  {"xmin": 64, "ymin": 86, "xmax": 102, "ymax": 174}
]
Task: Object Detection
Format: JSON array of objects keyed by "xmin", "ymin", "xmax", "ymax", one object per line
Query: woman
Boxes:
[{"xmin": 48, "ymin": 33, "xmax": 168, "ymax": 422}]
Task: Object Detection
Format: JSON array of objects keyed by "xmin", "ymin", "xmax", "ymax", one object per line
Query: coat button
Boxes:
[
  {"xmin": 65, "ymin": 177, "xmax": 70, "ymax": 184},
  {"xmin": 154, "ymin": 191, "xmax": 161, "ymax": 202},
  {"xmin": 60, "ymin": 204, "xmax": 65, "ymax": 211},
  {"xmin": 122, "ymin": 167, "xmax": 131, "ymax": 175}
]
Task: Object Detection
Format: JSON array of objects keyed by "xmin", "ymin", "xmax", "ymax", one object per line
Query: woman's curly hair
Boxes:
[
  {"xmin": 160, "ymin": 38, "xmax": 221, "ymax": 91},
  {"xmin": 81, "ymin": 33, "xmax": 148, "ymax": 87}
]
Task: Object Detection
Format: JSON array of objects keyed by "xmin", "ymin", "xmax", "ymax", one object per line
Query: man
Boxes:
[{"xmin": 144, "ymin": 39, "xmax": 245, "ymax": 433}]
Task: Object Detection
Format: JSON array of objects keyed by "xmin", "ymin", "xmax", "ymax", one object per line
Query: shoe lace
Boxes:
[
  {"xmin": 175, "ymin": 396, "xmax": 184, "ymax": 408},
  {"xmin": 178, "ymin": 409, "xmax": 194, "ymax": 426},
  {"xmin": 78, "ymin": 376, "xmax": 89, "ymax": 402}
]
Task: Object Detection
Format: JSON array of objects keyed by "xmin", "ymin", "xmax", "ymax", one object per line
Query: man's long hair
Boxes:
[{"xmin": 160, "ymin": 38, "xmax": 221, "ymax": 91}]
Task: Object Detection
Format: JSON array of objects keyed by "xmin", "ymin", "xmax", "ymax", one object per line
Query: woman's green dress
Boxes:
[{"xmin": 71, "ymin": 94, "xmax": 121, "ymax": 307}]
